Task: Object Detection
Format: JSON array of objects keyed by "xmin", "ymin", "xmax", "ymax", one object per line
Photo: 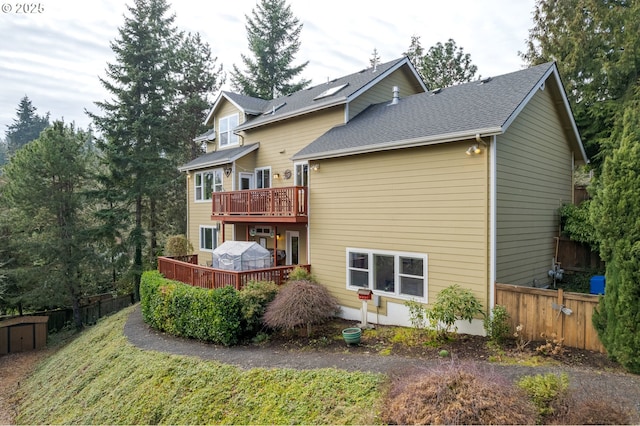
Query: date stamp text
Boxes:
[{"xmin": 2, "ymin": 3, "xmax": 45, "ymax": 13}]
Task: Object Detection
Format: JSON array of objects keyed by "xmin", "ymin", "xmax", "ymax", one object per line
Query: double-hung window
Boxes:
[
  {"xmin": 219, "ymin": 114, "xmax": 238, "ymax": 147},
  {"xmin": 195, "ymin": 169, "xmax": 223, "ymax": 201},
  {"xmin": 347, "ymin": 248, "xmax": 427, "ymax": 301},
  {"xmin": 200, "ymin": 225, "xmax": 218, "ymax": 252}
]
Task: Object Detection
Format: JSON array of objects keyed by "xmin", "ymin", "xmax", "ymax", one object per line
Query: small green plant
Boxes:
[
  {"xmin": 426, "ymin": 284, "xmax": 485, "ymax": 338},
  {"xmin": 484, "ymin": 305, "xmax": 511, "ymax": 344},
  {"xmin": 517, "ymin": 373, "xmax": 569, "ymax": 418},
  {"xmin": 438, "ymin": 349, "xmax": 449, "ymax": 357},
  {"xmin": 405, "ymin": 299, "xmax": 428, "ymax": 330},
  {"xmin": 286, "ymin": 265, "xmax": 315, "ymax": 282}
]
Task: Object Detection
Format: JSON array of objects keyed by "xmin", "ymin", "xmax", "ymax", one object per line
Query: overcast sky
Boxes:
[{"xmin": 0, "ymin": 0, "xmax": 536, "ymax": 135}]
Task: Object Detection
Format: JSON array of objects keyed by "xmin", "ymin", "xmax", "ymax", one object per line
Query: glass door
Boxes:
[{"xmin": 286, "ymin": 230, "xmax": 300, "ymax": 265}]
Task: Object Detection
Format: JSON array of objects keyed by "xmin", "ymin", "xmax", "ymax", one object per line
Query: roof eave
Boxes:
[
  {"xmin": 235, "ymin": 97, "xmax": 348, "ymax": 131},
  {"xmin": 292, "ymin": 128, "xmax": 503, "ymax": 161},
  {"xmin": 178, "ymin": 143, "xmax": 260, "ymax": 172}
]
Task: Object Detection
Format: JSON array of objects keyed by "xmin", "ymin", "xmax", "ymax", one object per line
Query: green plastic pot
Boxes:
[{"xmin": 342, "ymin": 327, "xmax": 362, "ymax": 345}]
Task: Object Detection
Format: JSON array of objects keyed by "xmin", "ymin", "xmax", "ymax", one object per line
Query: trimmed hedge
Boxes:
[{"xmin": 140, "ymin": 270, "xmax": 243, "ymax": 346}]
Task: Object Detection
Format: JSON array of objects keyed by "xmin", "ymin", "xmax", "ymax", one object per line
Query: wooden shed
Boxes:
[{"xmin": 0, "ymin": 316, "xmax": 49, "ymax": 355}]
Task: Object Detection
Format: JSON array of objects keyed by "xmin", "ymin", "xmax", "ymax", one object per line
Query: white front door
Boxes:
[{"xmin": 286, "ymin": 231, "xmax": 300, "ymax": 265}]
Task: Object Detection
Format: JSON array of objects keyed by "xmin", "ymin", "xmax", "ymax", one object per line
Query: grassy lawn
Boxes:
[{"xmin": 15, "ymin": 307, "xmax": 384, "ymax": 425}]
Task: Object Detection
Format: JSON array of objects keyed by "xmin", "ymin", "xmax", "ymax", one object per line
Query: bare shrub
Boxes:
[
  {"xmin": 549, "ymin": 397, "xmax": 632, "ymax": 425},
  {"xmin": 263, "ymin": 280, "xmax": 340, "ymax": 336},
  {"xmin": 383, "ymin": 362, "xmax": 537, "ymax": 425}
]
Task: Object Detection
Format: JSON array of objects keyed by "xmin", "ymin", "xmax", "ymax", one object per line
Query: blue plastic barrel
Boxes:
[{"xmin": 590, "ymin": 275, "xmax": 605, "ymax": 295}]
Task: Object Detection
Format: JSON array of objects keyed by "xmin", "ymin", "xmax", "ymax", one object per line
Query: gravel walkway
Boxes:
[{"xmin": 124, "ymin": 305, "xmax": 640, "ymax": 421}]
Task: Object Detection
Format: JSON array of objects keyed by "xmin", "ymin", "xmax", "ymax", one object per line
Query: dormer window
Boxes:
[{"xmin": 219, "ymin": 113, "xmax": 239, "ymax": 147}]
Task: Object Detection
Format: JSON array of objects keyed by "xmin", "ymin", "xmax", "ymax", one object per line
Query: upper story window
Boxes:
[
  {"xmin": 195, "ymin": 169, "xmax": 223, "ymax": 201},
  {"xmin": 219, "ymin": 114, "xmax": 239, "ymax": 147},
  {"xmin": 346, "ymin": 248, "xmax": 428, "ymax": 301}
]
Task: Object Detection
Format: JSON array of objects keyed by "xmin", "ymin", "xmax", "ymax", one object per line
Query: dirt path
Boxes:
[{"xmin": 0, "ymin": 350, "xmax": 50, "ymax": 425}]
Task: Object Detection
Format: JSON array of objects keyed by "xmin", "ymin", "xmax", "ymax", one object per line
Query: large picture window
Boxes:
[
  {"xmin": 346, "ymin": 248, "xmax": 427, "ymax": 300},
  {"xmin": 219, "ymin": 114, "xmax": 238, "ymax": 147},
  {"xmin": 195, "ymin": 169, "xmax": 223, "ymax": 201}
]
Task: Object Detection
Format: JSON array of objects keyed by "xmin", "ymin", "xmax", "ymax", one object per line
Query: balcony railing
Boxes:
[
  {"xmin": 158, "ymin": 255, "xmax": 311, "ymax": 290},
  {"xmin": 212, "ymin": 186, "xmax": 307, "ymax": 223}
]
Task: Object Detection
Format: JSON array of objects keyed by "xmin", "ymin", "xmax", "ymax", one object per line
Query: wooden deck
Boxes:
[
  {"xmin": 211, "ymin": 186, "xmax": 307, "ymax": 223},
  {"xmin": 158, "ymin": 255, "xmax": 311, "ymax": 290}
]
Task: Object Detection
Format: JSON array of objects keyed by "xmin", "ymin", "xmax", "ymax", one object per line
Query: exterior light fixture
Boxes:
[
  {"xmin": 466, "ymin": 144, "xmax": 481, "ymax": 156},
  {"xmin": 273, "ymin": 173, "xmax": 281, "ymax": 179},
  {"xmin": 310, "ymin": 163, "xmax": 320, "ymax": 171}
]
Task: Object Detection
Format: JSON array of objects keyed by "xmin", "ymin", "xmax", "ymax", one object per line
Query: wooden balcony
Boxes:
[
  {"xmin": 212, "ymin": 186, "xmax": 307, "ymax": 223},
  {"xmin": 158, "ymin": 255, "xmax": 311, "ymax": 290}
]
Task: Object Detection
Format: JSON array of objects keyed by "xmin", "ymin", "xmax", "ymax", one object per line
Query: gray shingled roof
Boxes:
[
  {"xmin": 292, "ymin": 62, "xmax": 558, "ymax": 160},
  {"xmin": 234, "ymin": 57, "xmax": 416, "ymax": 131},
  {"xmin": 178, "ymin": 143, "xmax": 259, "ymax": 172},
  {"xmin": 222, "ymin": 92, "xmax": 271, "ymax": 115}
]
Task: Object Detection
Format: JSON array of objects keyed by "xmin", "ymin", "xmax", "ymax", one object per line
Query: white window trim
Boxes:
[
  {"xmin": 199, "ymin": 225, "xmax": 218, "ymax": 252},
  {"xmin": 346, "ymin": 247, "xmax": 428, "ymax": 302},
  {"xmin": 294, "ymin": 161, "xmax": 309, "ymax": 187},
  {"xmin": 255, "ymin": 166, "xmax": 272, "ymax": 189},
  {"xmin": 219, "ymin": 113, "xmax": 239, "ymax": 147},
  {"xmin": 194, "ymin": 169, "xmax": 224, "ymax": 203}
]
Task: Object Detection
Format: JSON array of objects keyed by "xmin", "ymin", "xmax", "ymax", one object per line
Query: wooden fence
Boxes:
[
  {"xmin": 495, "ymin": 283, "xmax": 604, "ymax": 353},
  {"xmin": 0, "ymin": 293, "xmax": 134, "ymax": 334}
]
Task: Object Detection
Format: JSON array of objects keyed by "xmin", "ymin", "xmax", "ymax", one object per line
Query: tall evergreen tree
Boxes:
[
  {"xmin": 369, "ymin": 48, "xmax": 381, "ymax": 68},
  {"xmin": 5, "ymin": 95, "xmax": 50, "ymax": 155},
  {"xmin": 521, "ymin": 0, "xmax": 640, "ymax": 169},
  {"xmin": 230, "ymin": 0, "xmax": 310, "ymax": 99},
  {"xmin": 418, "ymin": 39, "xmax": 478, "ymax": 90},
  {"xmin": 404, "ymin": 35, "xmax": 424, "ymax": 71},
  {"xmin": 88, "ymin": 0, "xmax": 181, "ymax": 300},
  {"xmin": 163, "ymin": 32, "xmax": 225, "ymax": 235},
  {"xmin": 591, "ymin": 96, "xmax": 640, "ymax": 373},
  {"xmin": 2, "ymin": 121, "xmax": 98, "ymax": 328}
]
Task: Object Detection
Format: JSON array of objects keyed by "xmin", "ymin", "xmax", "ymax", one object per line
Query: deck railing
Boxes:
[
  {"xmin": 158, "ymin": 255, "xmax": 311, "ymax": 290},
  {"xmin": 212, "ymin": 186, "xmax": 307, "ymax": 220}
]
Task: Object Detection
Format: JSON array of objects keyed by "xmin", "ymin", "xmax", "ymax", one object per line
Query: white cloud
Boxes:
[{"xmin": 0, "ymin": 0, "xmax": 536, "ymax": 134}]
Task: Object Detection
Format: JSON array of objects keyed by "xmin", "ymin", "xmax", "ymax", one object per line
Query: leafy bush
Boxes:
[
  {"xmin": 164, "ymin": 234, "xmax": 193, "ymax": 257},
  {"xmin": 383, "ymin": 363, "xmax": 537, "ymax": 425},
  {"xmin": 405, "ymin": 299, "xmax": 429, "ymax": 330},
  {"xmin": 263, "ymin": 279, "xmax": 339, "ymax": 336},
  {"xmin": 238, "ymin": 280, "xmax": 279, "ymax": 336},
  {"xmin": 484, "ymin": 304, "xmax": 511, "ymax": 344},
  {"xmin": 427, "ymin": 284, "xmax": 484, "ymax": 338},
  {"xmin": 287, "ymin": 265, "xmax": 314, "ymax": 282},
  {"xmin": 517, "ymin": 373, "xmax": 569, "ymax": 418},
  {"xmin": 140, "ymin": 271, "xmax": 243, "ymax": 345}
]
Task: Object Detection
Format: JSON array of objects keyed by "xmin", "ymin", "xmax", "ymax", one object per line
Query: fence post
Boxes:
[{"xmin": 557, "ymin": 288, "xmax": 564, "ymax": 340}]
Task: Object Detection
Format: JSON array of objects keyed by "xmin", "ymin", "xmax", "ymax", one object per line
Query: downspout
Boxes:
[{"xmin": 489, "ymin": 135, "xmax": 497, "ymax": 310}]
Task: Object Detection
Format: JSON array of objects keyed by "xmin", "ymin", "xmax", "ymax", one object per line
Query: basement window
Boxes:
[{"xmin": 346, "ymin": 248, "xmax": 428, "ymax": 301}]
